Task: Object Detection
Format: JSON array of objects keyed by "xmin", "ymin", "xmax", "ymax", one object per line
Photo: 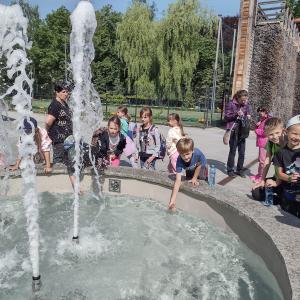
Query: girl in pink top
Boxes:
[
  {"xmin": 251, "ymin": 106, "xmax": 271, "ymax": 183},
  {"xmin": 10, "ymin": 117, "xmax": 52, "ymax": 173}
]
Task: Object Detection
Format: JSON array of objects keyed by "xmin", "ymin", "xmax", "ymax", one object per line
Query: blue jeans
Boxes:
[
  {"xmin": 140, "ymin": 157, "xmax": 157, "ymax": 169},
  {"xmin": 227, "ymin": 130, "xmax": 246, "ymax": 173}
]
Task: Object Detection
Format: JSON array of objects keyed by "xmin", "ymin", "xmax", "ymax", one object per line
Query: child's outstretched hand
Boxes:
[
  {"xmin": 168, "ymin": 201, "xmax": 176, "ymax": 211},
  {"xmin": 256, "ymin": 121, "xmax": 261, "ymax": 127},
  {"xmin": 44, "ymin": 167, "xmax": 52, "ymax": 173},
  {"xmin": 188, "ymin": 179, "xmax": 199, "ymax": 186},
  {"xmin": 9, "ymin": 165, "xmax": 18, "ymax": 171},
  {"xmin": 134, "ymin": 157, "xmax": 139, "ymax": 163}
]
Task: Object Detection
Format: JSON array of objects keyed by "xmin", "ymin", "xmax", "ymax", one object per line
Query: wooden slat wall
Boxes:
[{"xmin": 232, "ymin": 0, "xmax": 256, "ymax": 96}]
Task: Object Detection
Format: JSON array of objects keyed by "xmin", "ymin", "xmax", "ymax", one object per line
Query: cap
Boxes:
[
  {"xmin": 286, "ymin": 115, "xmax": 300, "ymax": 129},
  {"xmin": 23, "ymin": 117, "xmax": 37, "ymax": 133}
]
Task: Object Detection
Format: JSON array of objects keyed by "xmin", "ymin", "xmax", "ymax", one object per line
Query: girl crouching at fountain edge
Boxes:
[
  {"xmin": 96, "ymin": 116, "xmax": 126, "ymax": 170},
  {"xmin": 10, "ymin": 117, "xmax": 52, "ymax": 173}
]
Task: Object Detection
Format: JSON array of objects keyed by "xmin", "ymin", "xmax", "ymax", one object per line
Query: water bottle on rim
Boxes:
[{"xmin": 209, "ymin": 165, "xmax": 216, "ymax": 186}]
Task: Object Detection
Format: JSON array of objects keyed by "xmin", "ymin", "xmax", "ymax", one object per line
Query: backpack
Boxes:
[
  {"xmin": 139, "ymin": 125, "xmax": 166, "ymax": 160},
  {"xmin": 149, "ymin": 125, "xmax": 166, "ymax": 160},
  {"xmin": 128, "ymin": 122, "xmax": 137, "ymax": 139},
  {"xmin": 239, "ymin": 116, "xmax": 250, "ymax": 139}
]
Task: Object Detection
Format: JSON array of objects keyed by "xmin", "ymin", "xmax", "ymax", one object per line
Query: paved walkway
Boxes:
[{"xmin": 2, "ymin": 110, "xmax": 268, "ymax": 198}]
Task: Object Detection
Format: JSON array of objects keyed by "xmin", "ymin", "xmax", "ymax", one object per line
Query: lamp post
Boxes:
[{"xmin": 63, "ymin": 31, "xmax": 67, "ymax": 82}]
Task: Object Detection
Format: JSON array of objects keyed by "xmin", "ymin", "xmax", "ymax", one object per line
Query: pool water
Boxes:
[{"xmin": 0, "ymin": 192, "xmax": 284, "ymax": 300}]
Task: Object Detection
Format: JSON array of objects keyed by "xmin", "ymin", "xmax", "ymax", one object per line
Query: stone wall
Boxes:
[{"xmin": 248, "ymin": 23, "xmax": 300, "ymax": 127}]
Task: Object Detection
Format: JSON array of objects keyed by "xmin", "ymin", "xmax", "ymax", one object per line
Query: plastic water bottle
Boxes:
[
  {"xmin": 209, "ymin": 165, "xmax": 216, "ymax": 186},
  {"xmin": 264, "ymin": 186, "xmax": 273, "ymax": 206}
]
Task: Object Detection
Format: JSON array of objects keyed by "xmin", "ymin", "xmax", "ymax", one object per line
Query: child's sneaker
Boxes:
[
  {"xmin": 250, "ymin": 174, "xmax": 259, "ymax": 179},
  {"xmin": 253, "ymin": 176, "xmax": 262, "ymax": 183}
]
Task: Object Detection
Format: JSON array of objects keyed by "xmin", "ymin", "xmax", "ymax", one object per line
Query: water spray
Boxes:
[
  {"xmin": 0, "ymin": 4, "xmax": 41, "ymax": 290},
  {"xmin": 69, "ymin": 1, "xmax": 103, "ymax": 242}
]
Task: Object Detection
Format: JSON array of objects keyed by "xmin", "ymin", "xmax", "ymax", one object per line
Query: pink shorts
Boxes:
[
  {"xmin": 123, "ymin": 136, "xmax": 135, "ymax": 157},
  {"xmin": 167, "ymin": 151, "xmax": 180, "ymax": 174},
  {"xmin": 105, "ymin": 155, "xmax": 120, "ymax": 166}
]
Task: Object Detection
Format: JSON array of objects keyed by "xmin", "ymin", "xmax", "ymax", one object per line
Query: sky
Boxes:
[{"xmin": 0, "ymin": 0, "xmax": 240, "ymax": 19}]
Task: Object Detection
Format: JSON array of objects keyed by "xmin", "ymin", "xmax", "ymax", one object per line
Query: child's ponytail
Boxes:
[
  {"xmin": 33, "ymin": 127, "xmax": 42, "ymax": 153},
  {"xmin": 167, "ymin": 113, "xmax": 186, "ymax": 137},
  {"xmin": 118, "ymin": 105, "xmax": 131, "ymax": 121}
]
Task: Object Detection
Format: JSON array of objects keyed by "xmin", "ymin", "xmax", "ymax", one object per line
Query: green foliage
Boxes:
[
  {"xmin": 91, "ymin": 5, "xmax": 125, "ymax": 90},
  {"xmin": 29, "ymin": 6, "xmax": 71, "ymax": 83},
  {"xmin": 116, "ymin": 0, "xmax": 217, "ymax": 96},
  {"xmin": 157, "ymin": 0, "xmax": 217, "ymax": 88},
  {"xmin": 116, "ymin": 2, "xmax": 157, "ymax": 88},
  {"xmin": 287, "ymin": 0, "xmax": 300, "ymax": 19}
]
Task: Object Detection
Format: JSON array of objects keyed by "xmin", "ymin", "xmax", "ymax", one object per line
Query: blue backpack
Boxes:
[
  {"xmin": 128, "ymin": 122, "xmax": 137, "ymax": 139},
  {"xmin": 139, "ymin": 125, "xmax": 166, "ymax": 160}
]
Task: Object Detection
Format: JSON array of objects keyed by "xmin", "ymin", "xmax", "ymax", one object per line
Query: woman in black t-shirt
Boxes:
[
  {"xmin": 46, "ymin": 82, "xmax": 73, "ymax": 165},
  {"xmin": 45, "ymin": 82, "xmax": 83, "ymax": 195}
]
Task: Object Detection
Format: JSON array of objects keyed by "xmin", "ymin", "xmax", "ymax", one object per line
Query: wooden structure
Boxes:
[{"xmin": 232, "ymin": 0, "xmax": 300, "ymax": 95}]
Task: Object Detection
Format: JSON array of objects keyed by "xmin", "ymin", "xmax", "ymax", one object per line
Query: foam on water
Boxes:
[
  {"xmin": 0, "ymin": 192, "xmax": 284, "ymax": 300},
  {"xmin": 69, "ymin": 0, "xmax": 103, "ymax": 238},
  {"xmin": 0, "ymin": 4, "xmax": 39, "ymax": 277}
]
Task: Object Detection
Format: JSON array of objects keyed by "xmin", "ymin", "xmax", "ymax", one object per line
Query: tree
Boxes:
[
  {"xmin": 157, "ymin": 0, "xmax": 216, "ymax": 90},
  {"xmin": 116, "ymin": 2, "xmax": 158, "ymax": 89},
  {"xmin": 287, "ymin": 0, "xmax": 300, "ymax": 19},
  {"xmin": 91, "ymin": 5, "xmax": 124, "ymax": 90},
  {"xmin": 117, "ymin": 0, "xmax": 217, "ymax": 98},
  {"xmin": 29, "ymin": 6, "xmax": 71, "ymax": 84}
]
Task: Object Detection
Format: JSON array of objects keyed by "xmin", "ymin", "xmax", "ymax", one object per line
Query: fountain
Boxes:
[
  {"xmin": 69, "ymin": 0, "xmax": 103, "ymax": 243},
  {"xmin": 0, "ymin": 3, "xmax": 41, "ymax": 291},
  {"xmin": 1, "ymin": 1, "xmax": 300, "ymax": 299}
]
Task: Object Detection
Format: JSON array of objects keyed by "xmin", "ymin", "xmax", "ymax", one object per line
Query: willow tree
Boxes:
[
  {"xmin": 157, "ymin": 0, "xmax": 216, "ymax": 90},
  {"xmin": 116, "ymin": 2, "xmax": 158, "ymax": 90}
]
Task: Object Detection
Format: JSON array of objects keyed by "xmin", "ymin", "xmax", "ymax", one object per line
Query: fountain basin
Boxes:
[{"xmin": 3, "ymin": 165, "xmax": 300, "ymax": 299}]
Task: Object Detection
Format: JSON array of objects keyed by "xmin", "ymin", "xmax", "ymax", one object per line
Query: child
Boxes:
[
  {"xmin": 10, "ymin": 117, "xmax": 52, "ymax": 173},
  {"xmin": 97, "ymin": 116, "xmax": 126, "ymax": 170},
  {"xmin": 117, "ymin": 106, "xmax": 137, "ymax": 168},
  {"xmin": 251, "ymin": 117, "xmax": 286, "ymax": 203},
  {"xmin": 251, "ymin": 106, "xmax": 271, "ymax": 183},
  {"xmin": 134, "ymin": 107, "xmax": 161, "ymax": 169},
  {"xmin": 273, "ymin": 115, "xmax": 300, "ymax": 218},
  {"xmin": 168, "ymin": 138, "xmax": 207, "ymax": 211},
  {"xmin": 166, "ymin": 113, "xmax": 185, "ymax": 173}
]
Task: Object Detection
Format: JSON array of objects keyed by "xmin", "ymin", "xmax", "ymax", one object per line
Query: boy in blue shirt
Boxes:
[{"xmin": 168, "ymin": 138, "xmax": 207, "ymax": 211}]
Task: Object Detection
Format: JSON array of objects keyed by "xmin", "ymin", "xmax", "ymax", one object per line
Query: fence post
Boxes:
[
  {"xmin": 105, "ymin": 86, "xmax": 108, "ymax": 119},
  {"xmin": 135, "ymin": 85, "xmax": 137, "ymax": 123},
  {"xmin": 203, "ymin": 87, "xmax": 208, "ymax": 129},
  {"xmin": 167, "ymin": 86, "xmax": 170, "ymax": 117},
  {"xmin": 212, "ymin": 15, "xmax": 222, "ymax": 114}
]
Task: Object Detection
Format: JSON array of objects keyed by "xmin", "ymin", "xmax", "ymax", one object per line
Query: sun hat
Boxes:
[
  {"xmin": 286, "ymin": 115, "xmax": 300, "ymax": 129},
  {"xmin": 23, "ymin": 117, "xmax": 37, "ymax": 133}
]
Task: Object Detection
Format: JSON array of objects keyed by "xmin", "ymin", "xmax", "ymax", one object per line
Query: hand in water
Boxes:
[{"xmin": 168, "ymin": 201, "xmax": 176, "ymax": 211}]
